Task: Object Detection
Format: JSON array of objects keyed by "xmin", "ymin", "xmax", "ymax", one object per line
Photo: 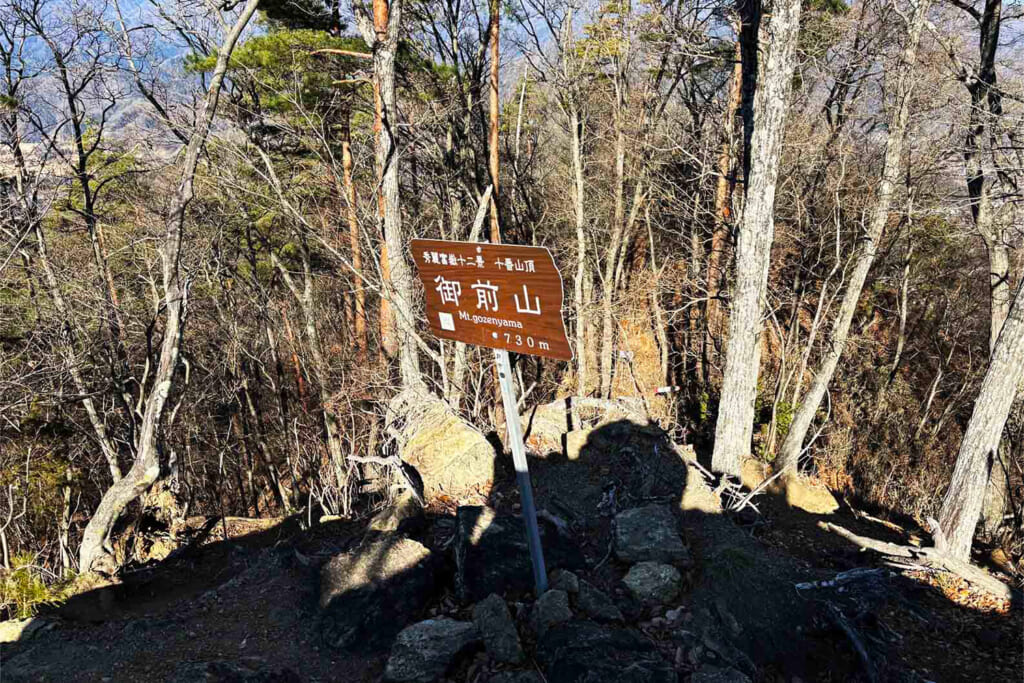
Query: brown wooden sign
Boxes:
[{"xmin": 410, "ymin": 239, "xmax": 572, "ymax": 361}]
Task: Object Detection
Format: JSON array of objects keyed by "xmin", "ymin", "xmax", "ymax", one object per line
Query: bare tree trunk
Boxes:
[
  {"xmin": 647, "ymin": 204, "xmax": 670, "ymax": 384},
  {"xmin": 32, "ymin": 221, "xmax": 122, "ymax": 482},
  {"xmin": 776, "ymin": 0, "xmax": 927, "ymax": 475},
  {"xmin": 488, "ymin": 0, "xmax": 500, "ymax": 243},
  {"xmin": 600, "ymin": 11, "xmax": 630, "ymax": 398},
  {"xmin": 959, "ymin": 0, "xmax": 1010, "ymax": 357},
  {"xmin": 488, "ymin": 0, "xmax": 504, "ymax": 427},
  {"xmin": 889, "ymin": 231, "xmax": 914, "ymax": 382},
  {"xmin": 914, "ymin": 352, "xmax": 947, "ymax": 441},
  {"xmin": 936, "ymin": 278, "xmax": 1024, "ymax": 562},
  {"xmin": 571, "ymin": 106, "xmax": 590, "ymax": 393},
  {"xmin": 371, "ymin": 0, "xmax": 420, "ymax": 388},
  {"xmin": 371, "ymin": 20, "xmax": 398, "ymax": 361},
  {"xmin": 957, "ymin": 0, "xmax": 1012, "ymax": 535},
  {"xmin": 706, "ymin": 36, "xmax": 742, "ymax": 371},
  {"xmin": 341, "ymin": 113, "xmax": 367, "ymax": 355},
  {"xmin": 710, "ymin": 0, "xmax": 803, "ymax": 476},
  {"xmin": 59, "ymin": 469, "xmax": 72, "ymax": 575},
  {"xmin": 270, "ymin": 245, "xmax": 350, "ymax": 514},
  {"xmin": 79, "ymin": 0, "xmax": 259, "ymax": 573}
]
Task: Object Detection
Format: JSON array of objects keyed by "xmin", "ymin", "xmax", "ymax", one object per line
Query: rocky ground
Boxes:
[{"xmin": 1, "ymin": 421, "xmax": 1021, "ymax": 682}]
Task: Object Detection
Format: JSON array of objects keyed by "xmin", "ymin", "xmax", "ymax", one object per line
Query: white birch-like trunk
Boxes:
[
  {"xmin": 710, "ymin": 0, "xmax": 803, "ymax": 476},
  {"xmin": 937, "ymin": 278, "xmax": 1024, "ymax": 561}
]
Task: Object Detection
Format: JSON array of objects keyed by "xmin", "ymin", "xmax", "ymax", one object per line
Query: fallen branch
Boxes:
[
  {"xmin": 727, "ymin": 468, "xmax": 786, "ymax": 513},
  {"xmin": 843, "ymin": 499, "xmax": 908, "ymax": 536},
  {"xmin": 817, "ymin": 521, "xmax": 1015, "ymax": 601},
  {"xmin": 795, "ymin": 567, "xmax": 889, "ymax": 591}
]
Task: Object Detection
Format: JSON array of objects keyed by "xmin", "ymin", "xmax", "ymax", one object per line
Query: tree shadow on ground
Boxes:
[
  {"xmin": 495, "ymin": 415, "xmax": 1022, "ymax": 681},
  {"xmin": 5, "ymin": 414, "xmax": 1021, "ymax": 683}
]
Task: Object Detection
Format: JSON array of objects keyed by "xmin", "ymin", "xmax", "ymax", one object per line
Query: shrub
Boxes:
[{"xmin": 0, "ymin": 554, "xmax": 73, "ymax": 619}]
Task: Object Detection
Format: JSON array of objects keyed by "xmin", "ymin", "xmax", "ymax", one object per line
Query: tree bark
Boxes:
[
  {"xmin": 488, "ymin": 0, "xmax": 504, "ymax": 428},
  {"xmin": 372, "ymin": 0, "xmax": 421, "ymax": 388},
  {"xmin": 32, "ymin": 221, "xmax": 122, "ymax": 483},
  {"xmin": 961, "ymin": 0, "xmax": 1010, "ymax": 356},
  {"xmin": 710, "ymin": 0, "xmax": 803, "ymax": 476},
  {"xmin": 954, "ymin": 0, "xmax": 1012, "ymax": 534},
  {"xmin": 79, "ymin": 0, "xmax": 259, "ymax": 573},
  {"xmin": 936, "ymin": 277, "xmax": 1024, "ymax": 562},
  {"xmin": 599, "ymin": 4, "xmax": 631, "ymax": 398},
  {"xmin": 341, "ymin": 113, "xmax": 367, "ymax": 355},
  {"xmin": 776, "ymin": 0, "xmax": 928, "ymax": 475},
  {"xmin": 370, "ymin": 6, "xmax": 398, "ymax": 361},
  {"xmin": 571, "ymin": 106, "xmax": 590, "ymax": 393},
  {"xmin": 706, "ymin": 36, "xmax": 742, "ymax": 370}
]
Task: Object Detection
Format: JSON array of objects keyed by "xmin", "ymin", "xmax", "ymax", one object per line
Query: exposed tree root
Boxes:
[{"xmin": 818, "ymin": 521, "xmax": 1016, "ymax": 601}]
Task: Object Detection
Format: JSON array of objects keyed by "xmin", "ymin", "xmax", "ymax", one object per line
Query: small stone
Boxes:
[
  {"xmin": 384, "ymin": 618, "xmax": 481, "ymax": 683},
  {"xmin": 622, "ymin": 562, "xmax": 681, "ymax": 606},
  {"xmin": 651, "ymin": 617, "xmax": 667, "ymax": 628},
  {"xmin": 529, "ymin": 590, "xmax": 572, "ymax": 639},
  {"xmin": 549, "ymin": 569, "xmax": 579, "ymax": 594},
  {"xmin": 575, "ymin": 580, "xmax": 623, "ymax": 623},
  {"xmin": 472, "ymin": 594, "xmax": 524, "ymax": 664},
  {"xmin": 665, "ymin": 607, "xmax": 684, "ymax": 624}
]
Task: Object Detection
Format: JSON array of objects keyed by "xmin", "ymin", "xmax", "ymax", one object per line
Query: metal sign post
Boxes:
[
  {"xmin": 410, "ymin": 238, "xmax": 573, "ymax": 596},
  {"xmin": 494, "ymin": 348, "xmax": 548, "ymax": 595}
]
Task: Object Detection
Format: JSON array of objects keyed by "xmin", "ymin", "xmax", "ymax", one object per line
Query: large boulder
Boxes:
[
  {"xmin": 319, "ymin": 535, "xmax": 439, "ymax": 650},
  {"xmin": 384, "ymin": 618, "xmax": 481, "ymax": 683},
  {"xmin": 614, "ymin": 505, "xmax": 691, "ymax": 565},
  {"xmin": 454, "ymin": 506, "xmax": 585, "ymax": 603},
  {"xmin": 472, "ymin": 594, "xmax": 524, "ymax": 664},
  {"xmin": 523, "ymin": 401, "xmax": 574, "ymax": 455},
  {"xmin": 783, "ymin": 474, "xmax": 839, "ymax": 514},
  {"xmin": 536, "ymin": 621, "xmax": 677, "ymax": 683},
  {"xmin": 389, "ymin": 389, "xmax": 496, "ymax": 501},
  {"xmin": 622, "ymin": 562, "xmax": 682, "ymax": 606}
]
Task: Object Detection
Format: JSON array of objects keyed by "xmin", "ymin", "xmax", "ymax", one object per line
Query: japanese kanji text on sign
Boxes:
[{"xmin": 410, "ymin": 239, "xmax": 573, "ymax": 361}]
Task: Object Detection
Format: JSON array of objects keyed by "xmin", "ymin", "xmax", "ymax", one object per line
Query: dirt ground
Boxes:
[{"xmin": 2, "ymin": 427, "xmax": 1021, "ymax": 683}]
